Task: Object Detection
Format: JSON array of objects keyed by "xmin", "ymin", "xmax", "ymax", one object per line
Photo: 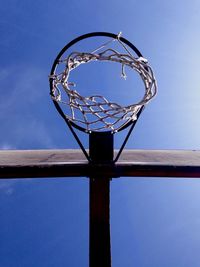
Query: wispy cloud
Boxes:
[
  {"xmin": 0, "ymin": 64, "xmax": 56, "ymax": 149},
  {"xmin": 0, "ymin": 65, "xmax": 45, "ymax": 113},
  {"xmin": 0, "ymin": 180, "xmax": 16, "ymax": 195},
  {"xmin": 0, "ymin": 143, "xmax": 15, "ymax": 150}
]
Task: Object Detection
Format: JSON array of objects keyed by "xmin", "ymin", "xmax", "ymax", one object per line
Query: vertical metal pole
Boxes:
[{"xmin": 89, "ymin": 131, "xmax": 113, "ymax": 267}]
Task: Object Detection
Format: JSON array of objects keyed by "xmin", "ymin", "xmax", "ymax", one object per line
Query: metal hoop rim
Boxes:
[{"xmin": 49, "ymin": 32, "xmax": 143, "ymax": 133}]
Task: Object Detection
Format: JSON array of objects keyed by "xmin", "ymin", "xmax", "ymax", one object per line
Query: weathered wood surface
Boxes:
[{"xmin": 0, "ymin": 149, "xmax": 200, "ymax": 178}]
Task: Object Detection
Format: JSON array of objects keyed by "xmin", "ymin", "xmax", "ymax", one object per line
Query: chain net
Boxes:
[{"xmin": 50, "ymin": 35, "xmax": 157, "ymax": 132}]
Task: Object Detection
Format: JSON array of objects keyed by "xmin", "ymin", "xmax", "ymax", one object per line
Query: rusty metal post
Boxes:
[{"xmin": 89, "ymin": 131, "xmax": 113, "ymax": 267}]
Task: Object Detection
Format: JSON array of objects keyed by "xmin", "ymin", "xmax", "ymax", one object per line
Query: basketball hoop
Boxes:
[
  {"xmin": 49, "ymin": 32, "xmax": 157, "ymax": 133},
  {"xmin": 49, "ymin": 32, "xmax": 157, "ymax": 161}
]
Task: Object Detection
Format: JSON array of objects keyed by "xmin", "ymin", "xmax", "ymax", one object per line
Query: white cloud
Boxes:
[
  {"xmin": 0, "ymin": 65, "xmax": 46, "ymax": 114},
  {"xmin": 0, "ymin": 64, "xmax": 56, "ymax": 149},
  {"xmin": 0, "ymin": 180, "xmax": 16, "ymax": 195},
  {"xmin": 0, "ymin": 143, "xmax": 15, "ymax": 149}
]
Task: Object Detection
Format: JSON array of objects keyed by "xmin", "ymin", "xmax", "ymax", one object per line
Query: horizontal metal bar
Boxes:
[{"xmin": 0, "ymin": 149, "xmax": 200, "ymax": 178}]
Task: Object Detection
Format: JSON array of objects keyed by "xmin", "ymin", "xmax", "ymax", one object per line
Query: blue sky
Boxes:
[{"xmin": 0, "ymin": 0, "xmax": 200, "ymax": 266}]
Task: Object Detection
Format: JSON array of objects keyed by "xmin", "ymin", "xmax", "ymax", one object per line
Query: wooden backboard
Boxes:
[{"xmin": 1, "ymin": 149, "xmax": 200, "ymax": 178}]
